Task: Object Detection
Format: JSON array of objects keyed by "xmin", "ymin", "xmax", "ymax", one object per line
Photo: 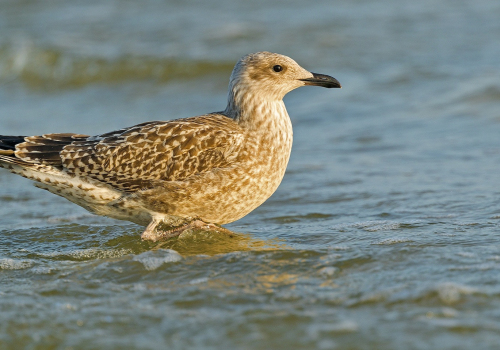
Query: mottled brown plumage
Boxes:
[{"xmin": 0, "ymin": 52, "xmax": 340, "ymax": 241}]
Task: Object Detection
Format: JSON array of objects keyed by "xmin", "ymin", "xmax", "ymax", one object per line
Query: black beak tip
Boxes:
[{"xmin": 300, "ymin": 72, "xmax": 341, "ymax": 88}]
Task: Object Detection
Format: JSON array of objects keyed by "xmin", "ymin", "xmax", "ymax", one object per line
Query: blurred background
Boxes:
[{"xmin": 1, "ymin": 0, "xmax": 500, "ymax": 349}]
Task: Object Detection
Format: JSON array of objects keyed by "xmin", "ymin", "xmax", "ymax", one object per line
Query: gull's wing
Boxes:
[{"xmin": 56, "ymin": 114, "xmax": 245, "ymax": 192}]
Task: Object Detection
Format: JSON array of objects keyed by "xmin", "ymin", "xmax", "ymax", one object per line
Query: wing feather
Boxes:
[
  {"xmin": 60, "ymin": 114, "xmax": 244, "ymax": 192},
  {"xmin": 6, "ymin": 134, "xmax": 89, "ymax": 166}
]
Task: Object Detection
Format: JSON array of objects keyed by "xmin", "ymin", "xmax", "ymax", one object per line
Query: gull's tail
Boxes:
[
  {"xmin": 0, "ymin": 133, "xmax": 89, "ymax": 181},
  {"xmin": 0, "ymin": 133, "xmax": 91, "ymax": 169},
  {"xmin": 0, "ymin": 134, "xmax": 122, "ymax": 215},
  {"xmin": 0, "ymin": 133, "xmax": 96, "ymax": 198}
]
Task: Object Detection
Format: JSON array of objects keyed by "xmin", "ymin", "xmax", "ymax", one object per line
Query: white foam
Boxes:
[
  {"xmin": 189, "ymin": 277, "xmax": 209, "ymax": 285},
  {"xmin": 436, "ymin": 282, "xmax": 478, "ymax": 304},
  {"xmin": 133, "ymin": 249, "xmax": 182, "ymax": 271},
  {"xmin": 0, "ymin": 258, "xmax": 34, "ymax": 270},
  {"xmin": 318, "ymin": 266, "xmax": 338, "ymax": 277}
]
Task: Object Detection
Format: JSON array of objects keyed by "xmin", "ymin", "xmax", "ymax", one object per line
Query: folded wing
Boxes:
[{"xmin": 59, "ymin": 114, "xmax": 244, "ymax": 192}]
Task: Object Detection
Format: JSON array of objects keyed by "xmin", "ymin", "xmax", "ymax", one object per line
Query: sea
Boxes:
[{"xmin": 1, "ymin": 0, "xmax": 500, "ymax": 349}]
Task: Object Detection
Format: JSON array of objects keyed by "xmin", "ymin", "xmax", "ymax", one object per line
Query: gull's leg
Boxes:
[
  {"xmin": 141, "ymin": 218, "xmax": 163, "ymax": 242},
  {"xmin": 141, "ymin": 219, "xmax": 234, "ymax": 242}
]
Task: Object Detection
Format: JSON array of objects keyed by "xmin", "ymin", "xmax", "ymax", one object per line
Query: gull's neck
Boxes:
[{"xmin": 224, "ymin": 84, "xmax": 289, "ymax": 133}]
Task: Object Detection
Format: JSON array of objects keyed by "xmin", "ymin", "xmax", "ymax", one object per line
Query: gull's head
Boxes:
[{"xmin": 228, "ymin": 52, "xmax": 341, "ymax": 101}]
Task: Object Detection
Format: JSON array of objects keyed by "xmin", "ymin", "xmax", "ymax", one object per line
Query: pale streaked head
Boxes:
[{"xmin": 228, "ymin": 51, "xmax": 341, "ymax": 101}]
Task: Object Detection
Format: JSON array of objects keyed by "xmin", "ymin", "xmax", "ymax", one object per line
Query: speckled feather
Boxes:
[
  {"xmin": 0, "ymin": 52, "xmax": 340, "ymax": 240},
  {"xmin": 59, "ymin": 114, "xmax": 245, "ymax": 192}
]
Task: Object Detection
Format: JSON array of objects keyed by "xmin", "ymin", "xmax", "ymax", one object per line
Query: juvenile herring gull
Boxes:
[{"xmin": 0, "ymin": 52, "xmax": 341, "ymax": 241}]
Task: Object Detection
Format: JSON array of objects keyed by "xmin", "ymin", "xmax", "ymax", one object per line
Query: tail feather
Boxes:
[
  {"xmin": 0, "ymin": 134, "xmax": 125, "ymax": 222},
  {"xmin": 0, "ymin": 133, "xmax": 90, "ymax": 167}
]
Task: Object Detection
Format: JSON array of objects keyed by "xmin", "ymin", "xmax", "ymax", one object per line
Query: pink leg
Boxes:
[{"xmin": 141, "ymin": 219, "xmax": 234, "ymax": 242}]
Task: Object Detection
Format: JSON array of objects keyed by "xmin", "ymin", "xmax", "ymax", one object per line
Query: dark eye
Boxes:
[{"xmin": 273, "ymin": 65, "xmax": 283, "ymax": 72}]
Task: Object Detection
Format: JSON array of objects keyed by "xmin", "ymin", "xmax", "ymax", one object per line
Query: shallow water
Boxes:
[{"xmin": 1, "ymin": 0, "xmax": 500, "ymax": 349}]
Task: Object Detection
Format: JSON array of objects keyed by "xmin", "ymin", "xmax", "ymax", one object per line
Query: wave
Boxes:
[{"xmin": 0, "ymin": 43, "xmax": 234, "ymax": 89}]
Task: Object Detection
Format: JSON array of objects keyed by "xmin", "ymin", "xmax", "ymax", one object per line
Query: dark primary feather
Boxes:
[{"xmin": 0, "ymin": 135, "xmax": 26, "ymax": 152}]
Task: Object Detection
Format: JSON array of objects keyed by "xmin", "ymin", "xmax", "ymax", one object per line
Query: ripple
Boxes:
[
  {"xmin": 38, "ymin": 247, "xmax": 134, "ymax": 261},
  {"xmin": 374, "ymin": 237, "xmax": 413, "ymax": 245},
  {"xmin": 0, "ymin": 43, "xmax": 233, "ymax": 89}
]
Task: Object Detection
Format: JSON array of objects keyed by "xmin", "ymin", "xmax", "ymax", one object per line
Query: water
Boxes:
[{"xmin": 1, "ymin": 0, "xmax": 500, "ymax": 349}]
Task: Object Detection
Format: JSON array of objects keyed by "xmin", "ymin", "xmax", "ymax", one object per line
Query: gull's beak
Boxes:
[{"xmin": 300, "ymin": 72, "xmax": 341, "ymax": 88}]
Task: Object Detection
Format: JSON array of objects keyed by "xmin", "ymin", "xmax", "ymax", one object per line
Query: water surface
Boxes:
[{"xmin": 1, "ymin": 0, "xmax": 500, "ymax": 349}]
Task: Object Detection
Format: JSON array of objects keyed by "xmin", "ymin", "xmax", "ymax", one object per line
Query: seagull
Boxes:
[{"xmin": 0, "ymin": 52, "xmax": 341, "ymax": 241}]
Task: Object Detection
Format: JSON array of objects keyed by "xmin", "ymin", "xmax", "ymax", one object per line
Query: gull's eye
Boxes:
[{"xmin": 273, "ymin": 65, "xmax": 283, "ymax": 73}]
